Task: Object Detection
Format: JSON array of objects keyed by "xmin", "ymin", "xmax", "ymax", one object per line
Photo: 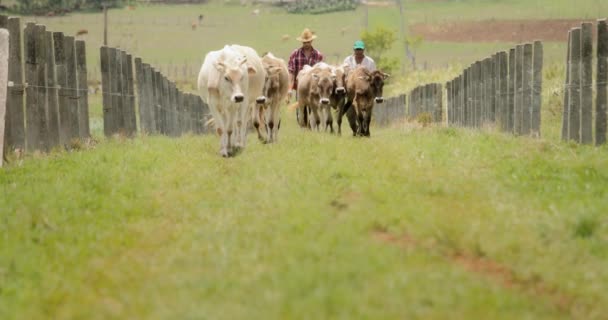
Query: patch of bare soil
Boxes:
[
  {"xmin": 372, "ymin": 230, "xmax": 577, "ymax": 313},
  {"xmin": 409, "ymin": 19, "xmax": 597, "ymax": 42}
]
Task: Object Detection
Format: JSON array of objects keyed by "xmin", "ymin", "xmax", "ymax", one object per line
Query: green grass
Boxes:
[{"xmin": 1, "ymin": 112, "xmax": 608, "ymax": 319}]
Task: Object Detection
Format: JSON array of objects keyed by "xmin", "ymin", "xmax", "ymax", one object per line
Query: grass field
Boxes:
[
  {"xmin": 2, "ymin": 1, "xmax": 608, "ymax": 319},
  {"xmin": 1, "ymin": 111, "xmax": 608, "ymax": 319}
]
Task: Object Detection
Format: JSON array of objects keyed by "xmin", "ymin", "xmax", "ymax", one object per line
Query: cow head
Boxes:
[
  {"xmin": 333, "ymin": 64, "xmax": 348, "ymax": 96},
  {"xmin": 214, "ymin": 55, "xmax": 256, "ymax": 103},
  {"xmin": 369, "ymin": 70, "xmax": 390, "ymax": 104},
  {"xmin": 312, "ymin": 69, "xmax": 335, "ymax": 105}
]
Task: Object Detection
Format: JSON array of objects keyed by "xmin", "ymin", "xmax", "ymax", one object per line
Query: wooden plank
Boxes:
[
  {"xmin": 154, "ymin": 70, "xmax": 162, "ymax": 134},
  {"xmin": 161, "ymin": 76, "xmax": 170, "ymax": 135},
  {"xmin": 75, "ymin": 40, "xmax": 89, "ymax": 138},
  {"xmin": 54, "ymin": 32, "xmax": 70, "ymax": 144},
  {"xmin": 499, "ymin": 51, "xmax": 508, "ymax": 132},
  {"xmin": 446, "ymin": 81, "xmax": 452, "ymax": 125},
  {"xmin": 464, "ymin": 67, "xmax": 470, "ymax": 127},
  {"xmin": 562, "ymin": 31, "xmax": 572, "ymax": 141},
  {"xmin": 45, "ymin": 30, "xmax": 60, "ymax": 149},
  {"xmin": 475, "ymin": 61, "xmax": 482, "ymax": 127},
  {"xmin": 142, "ymin": 63, "xmax": 155, "ymax": 134},
  {"xmin": 597, "ymin": 19, "xmax": 608, "ymax": 145},
  {"xmin": 580, "ymin": 23, "xmax": 593, "ymax": 144},
  {"xmin": 531, "ymin": 41, "xmax": 543, "ymax": 137},
  {"xmin": 64, "ymin": 35, "xmax": 79, "ymax": 141},
  {"xmin": 123, "ymin": 52, "xmax": 137, "ymax": 137},
  {"xmin": 508, "ymin": 48, "xmax": 515, "ymax": 133},
  {"xmin": 0, "ymin": 28, "xmax": 8, "ymax": 166},
  {"xmin": 4, "ymin": 17, "xmax": 25, "ymax": 151},
  {"xmin": 135, "ymin": 57, "xmax": 144, "ymax": 133},
  {"xmin": 100, "ymin": 46, "xmax": 113, "ymax": 137},
  {"xmin": 568, "ymin": 28, "xmax": 582, "ymax": 142},
  {"xmin": 490, "ymin": 54, "xmax": 497, "ymax": 123},
  {"xmin": 514, "ymin": 45, "xmax": 524, "ymax": 135},
  {"xmin": 111, "ymin": 48, "xmax": 124, "ymax": 135},
  {"xmin": 24, "ymin": 24, "xmax": 41, "ymax": 152},
  {"xmin": 522, "ymin": 43, "xmax": 533, "ymax": 135}
]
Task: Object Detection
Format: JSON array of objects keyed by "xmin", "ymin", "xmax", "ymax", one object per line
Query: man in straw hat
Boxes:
[{"xmin": 287, "ymin": 28, "xmax": 324, "ymax": 106}]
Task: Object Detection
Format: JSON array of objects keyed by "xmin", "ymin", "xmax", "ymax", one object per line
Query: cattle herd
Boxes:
[{"xmin": 197, "ymin": 44, "xmax": 389, "ymax": 158}]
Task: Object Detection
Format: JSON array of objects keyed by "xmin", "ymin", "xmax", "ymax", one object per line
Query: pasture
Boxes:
[{"xmin": 1, "ymin": 0, "xmax": 608, "ymax": 319}]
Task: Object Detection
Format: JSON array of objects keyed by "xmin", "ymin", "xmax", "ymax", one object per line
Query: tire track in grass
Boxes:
[{"xmin": 372, "ymin": 230, "xmax": 578, "ymax": 316}]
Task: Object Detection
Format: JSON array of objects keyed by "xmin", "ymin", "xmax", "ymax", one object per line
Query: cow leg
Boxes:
[
  {"xmin": 310, "ymin": 105, "xmax": 321, "ymax": 131},
  {"xmin": 269, "ymin": 102, "xmax": 280, "ymax": 143},
  {"xmin": 207, "ymin": 94, "xmax": 230, "ymax": 157},
  {"xmin": 326, "ymin": 105, "xmax": 334, "ymax": 133},
  {"xmin": 337, "ymin": 99, "xmax": 352, "ymax": 136},
  {"xmin": 235, "ymin": 100, "xmax": 250, "ymax": 151},
  {"xmin": 347, "ymin": 107, "xmax": 358, "ymax": 136},
  {"xmin": 356, "ymin": 110, "xmax": 364, "ymax": 137},
  {"xmin": 226, "ymin": 104, "xmax": 237, "ymax": 156},
  {"xmin": 253, "ymin": 102, "xmax": 265, "ymax": 142}
]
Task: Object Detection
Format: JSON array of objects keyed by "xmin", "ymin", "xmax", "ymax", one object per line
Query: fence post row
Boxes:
[
  {"xmin": 562, "ymin": 19, "xmax": 608, "ymax": 145},
  {"xmin": 445, "ymin": 41, "xmax": 542, "ymax": 137},
  {"xmin": 0, "ymin": 15, "xmax": 89, "ymax": 155}
]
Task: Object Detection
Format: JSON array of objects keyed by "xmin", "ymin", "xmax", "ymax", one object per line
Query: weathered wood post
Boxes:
[
  {"xmin": 161, "ymin": 76, "xmax": 170, "ymax": 135},
  {"xmin": 143, "ymin": 63, "xmax": 156, "ymax": 133},
  {"xmin": 125, "ymin": 53, "xmax": 136, "ymax": 136},
  {"xmin": 45, "ymin": 31, "xmax": 60, "ymax": 148},
  {"xmin": 64, "ymin": 36, "xmax": 80, "ymax": 141},
  {"xmin": 562, "ymin": 31, "xmax": 572, "ymax": 141},
  {"xmin": 0, "ymin": 27, "xmax": 8, "ymax": 166},
  {"xmin": 532, "ymin": 41, "xmax": 543, "ymax": 137},
  {"xmin": 436, "ymin": 83, "xmax": 443, "ymax": 123},
  {"xmin": 568, "ymin": 28, "xmax": 582, "ymax": 142},
  {"xmin": 522, "ymin": 43, "xmax": 533, "ymax": 135},
  {"xmin": 491, "ymin": 53, "xmax": 498, "ymax": 123},
  {"xmin": 119, "ymin": 51, "xmax": 129, "ymax": 135},
  {"xmin": 75, "ymin": 40, "xmax": 89, "ymax": 138},
  {"xmin": 100, "ymin": 46, "xmax": 113, "ymax": 136},
  {"xmin": 55, "ymin": 32, "xmax": 71, "ymax": 144},
  {"xmin": 597, "ymin": 19, "xmax": 608, "ymax": 145},
  {"xmin": 581, "ymin": 23, "xmax": 593, "ymax": 144},
  {"xmin": 498, "ymin": 51, "xmax": 508, "ymax": 132},
  {"xmin": 24, "ymin": 23, "xmax": 42, "ymax": 152},
  {"xmin": 111, "ymin": 48, "xmax": 124, "ymax": 134},
  {"xmin": 508, "ymin": 48, "xmax": 515, "ymax": 133},
  {"xmin": 514, "ymin": 45, "xmax": 524, "ymax": 135},
  {"xmin": 154, "ymin": 70, "xmax": 162, "ymax": 134},
  {"xmin": 446, "ymin": 81, "xmax": 452, "ymax": 125},
  {"xmin": 134, "ymin": 57, "xmax": 144, "ymax": 133},
  {"xmin": 2, "ymin": 17, "xmax": 25, "ymax": 151},
  {"xmin": 464, "ymin": 67, "xmax": 470, "ymax": 127},
  {"xmin": 475, "ymin": 61, "xmax": 482, "ymax": 127}
]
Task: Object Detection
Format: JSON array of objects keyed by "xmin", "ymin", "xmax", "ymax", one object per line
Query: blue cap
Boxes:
[{"xmin": 353, "ymin": 40, "xmax": 365, "ymax": 50}]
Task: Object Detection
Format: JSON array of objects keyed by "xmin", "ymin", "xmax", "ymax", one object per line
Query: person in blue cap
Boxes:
[{"xmin": 343, "ymin": 40, "xmax": 376, "ymax": 71}]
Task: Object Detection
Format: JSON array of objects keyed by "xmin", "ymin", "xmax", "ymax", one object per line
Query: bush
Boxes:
[{"xmin": 286, "ymin": 0, "xmax": 358, "ymax": 14}]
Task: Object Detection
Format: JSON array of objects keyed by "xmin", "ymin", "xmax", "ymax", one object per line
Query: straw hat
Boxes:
[{"xmin": 296, "ymin": 28, "xmax": 317, "ymax": 42}]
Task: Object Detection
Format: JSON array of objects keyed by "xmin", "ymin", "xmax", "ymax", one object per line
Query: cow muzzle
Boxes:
[
  {"xmin": 375, "ymin": 97, "xmax": 384, "ymax": 103},
  {"xmin": 256, "ymin": 96, "xmax": 267, "ymax": 104},
  {"xmin": 336, "ymin": 87, "xmax": 346, "ymax": 94},
  {"xmin": 320, "ymin": 98, "xmax": 330, "ymax": 105},
  {"xmin": 233, "ymin": 94, "xmax": 244, "ymax": 103}
]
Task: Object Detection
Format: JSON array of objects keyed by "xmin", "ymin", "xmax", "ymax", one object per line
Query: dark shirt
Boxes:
[{"xmin": 288, "ymin": 47, "xmax": 324, "ymax": 89}]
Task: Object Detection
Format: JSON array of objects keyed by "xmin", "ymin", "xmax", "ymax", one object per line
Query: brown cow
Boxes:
[
  {"xmin": 338, "ymin": 66, "xmax": 389, "ymax": 137},
  {"xmin": 296, "ymin": 64, "xmax": 335, "ymax": 130},
  {"xmin": 254, "ymin": 52, "xmax": 289, "ymax": 143}
]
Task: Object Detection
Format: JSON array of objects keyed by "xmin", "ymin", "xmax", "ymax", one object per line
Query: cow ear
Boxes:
[
  {"xmin": 383, "ymin": 73, "xmax": 391, "ymax": 79},
  {"xmin": 214, "ymin": 60, "xmax": 225, "ymax": 71},
  {"xmin": 247, "ymin": 66, "xmax": 257, "ymax": 75}
]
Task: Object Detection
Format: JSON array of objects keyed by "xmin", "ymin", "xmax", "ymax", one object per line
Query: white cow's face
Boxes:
[{"xmin": 214, "ymin": 56, "xmax": 256, "ymax": 103}]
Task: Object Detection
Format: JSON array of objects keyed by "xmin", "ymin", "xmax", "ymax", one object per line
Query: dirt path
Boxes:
[{"xmin": 410, "ymin": 19, "xmax": 597, "ymax": 42}]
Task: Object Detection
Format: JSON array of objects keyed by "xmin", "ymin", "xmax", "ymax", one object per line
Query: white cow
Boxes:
[{"xmin": 197, "ymin": 45, "xmax": 266, "ymax": 157}]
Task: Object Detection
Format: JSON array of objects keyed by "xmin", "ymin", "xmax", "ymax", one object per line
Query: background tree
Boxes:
[{"xmin": 360, "ymin": 26, "xmax": 399, "ymax": 75}]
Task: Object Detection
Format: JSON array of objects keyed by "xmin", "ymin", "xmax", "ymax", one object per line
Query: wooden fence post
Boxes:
[
  {"xmin": 143, "ymin": 63, "xmax": 156, "ymax": 134},
  {"xmin": 508, "ymin": 48, "xmax": 515, "ymax": 133},
  {"xmin": 63, "ymin": 36, "xmax": 79, "ymax": 141},
  {"xmin": 532, "ymin": 41, "xmax": 543, "ymax": 137},
  {"xmin": 111, "ymin": 48, "xmax": 124, "ymax": 135},
  {"xmin": 125, "ymin": 53, "xmax": 136, "ymax": 136},
  {"xmin": 446, "ymin": 81, "xmax": 452, "ymax": 125},
  {"xmin": 54, "ymin": 32, "xmax": 70, "ymax": 144},
  {"xmin": 24, "ymin": 24, "xmax": 41, "ymax": 152},
  {"xmin": 3, "ymin": 17, "xmax": 25, "ymax": 151},
  {"xmin": 134, "ymin": 57, "xmax": 143, "ymax": 133},
  {"xmin": 581, "ymin": 23, "xmax": 593, "ymax": 144},
  {"xmin": 568, "ymin": 28, "xmax": 582, "ymax": 142},
  {"xmin": 436, "ymin": 83, "xmax": 443, "ymax": 123},
  {"xmin": 464, "ymin": 67, "xmax": 470, "ymax": 127},
  {"xmin": 154, "ymin": 70, "xmax": 162, "ymax": 134},
  {"xmin": 475, "ymin": 61, "xmax": 482, "ymax": 127},
  {"xmin": 499, "ymin": 51, "xmax": 508, "ymax": 132},
  {"xmin": 597, "ymin": 19, "xmax": 608, "ymax": 145},
  {"xmin": 100, "ymin": 46, "xmax": 113, "ymax": 137},
  {"xmin": 514, "ymin": 45, "xmax": 524, "ymax": 135},
  {"xmin": 0, "ymin": 28, "xmax": 8, "ymax": 165},
  {"xmin": 522, "ymin": 43, "xmax": 533, "ymax": 135},
  {"xmin": 75, "ymin": 40, "xmax": 89, "ymax": 138},
  {"xmin": 562, "ymin": 31, "xmax": 572, "ymax": 141},
  {"xmin": 43, "ymin": 30, "xmax": 60, "ymax": 149},
  {"xmin": 119, "ymin": 51, "xmax": 129, "ymax": 135},
  {"xmin": 491, "ymin": 53, "xmax": 498, "ymax": 123},
  {"xmin": 161, "ymin": 76, "xmax": 170, "ymax": 135}
]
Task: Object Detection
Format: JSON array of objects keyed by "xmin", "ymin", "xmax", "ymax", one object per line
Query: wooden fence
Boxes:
[
  {"xmin": 446, "ymin": 42, "xmax": 543, "ymax": 136},
  {"xmin": 373, "ymin": 94, "xmax": 406, "ymax": 127},
  {"xmin": 0, "ymin": 15, "xmax": 90, "ymax": 154},
  {"xmin": 408, "ymin": 83, "xmax": 443, "ymax": 123},
  {"xmin": 100, "ymin": 46, "xmax": 211, "ymax": 137},
  {"xmin": 562, "ymin": 19, "xmax": 608, "ymax": 145}
]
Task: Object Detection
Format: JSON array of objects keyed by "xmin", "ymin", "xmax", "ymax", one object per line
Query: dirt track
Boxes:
[{"xmin": 410, "ymin": 19, "xmax": 597, "ymax": 42}]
